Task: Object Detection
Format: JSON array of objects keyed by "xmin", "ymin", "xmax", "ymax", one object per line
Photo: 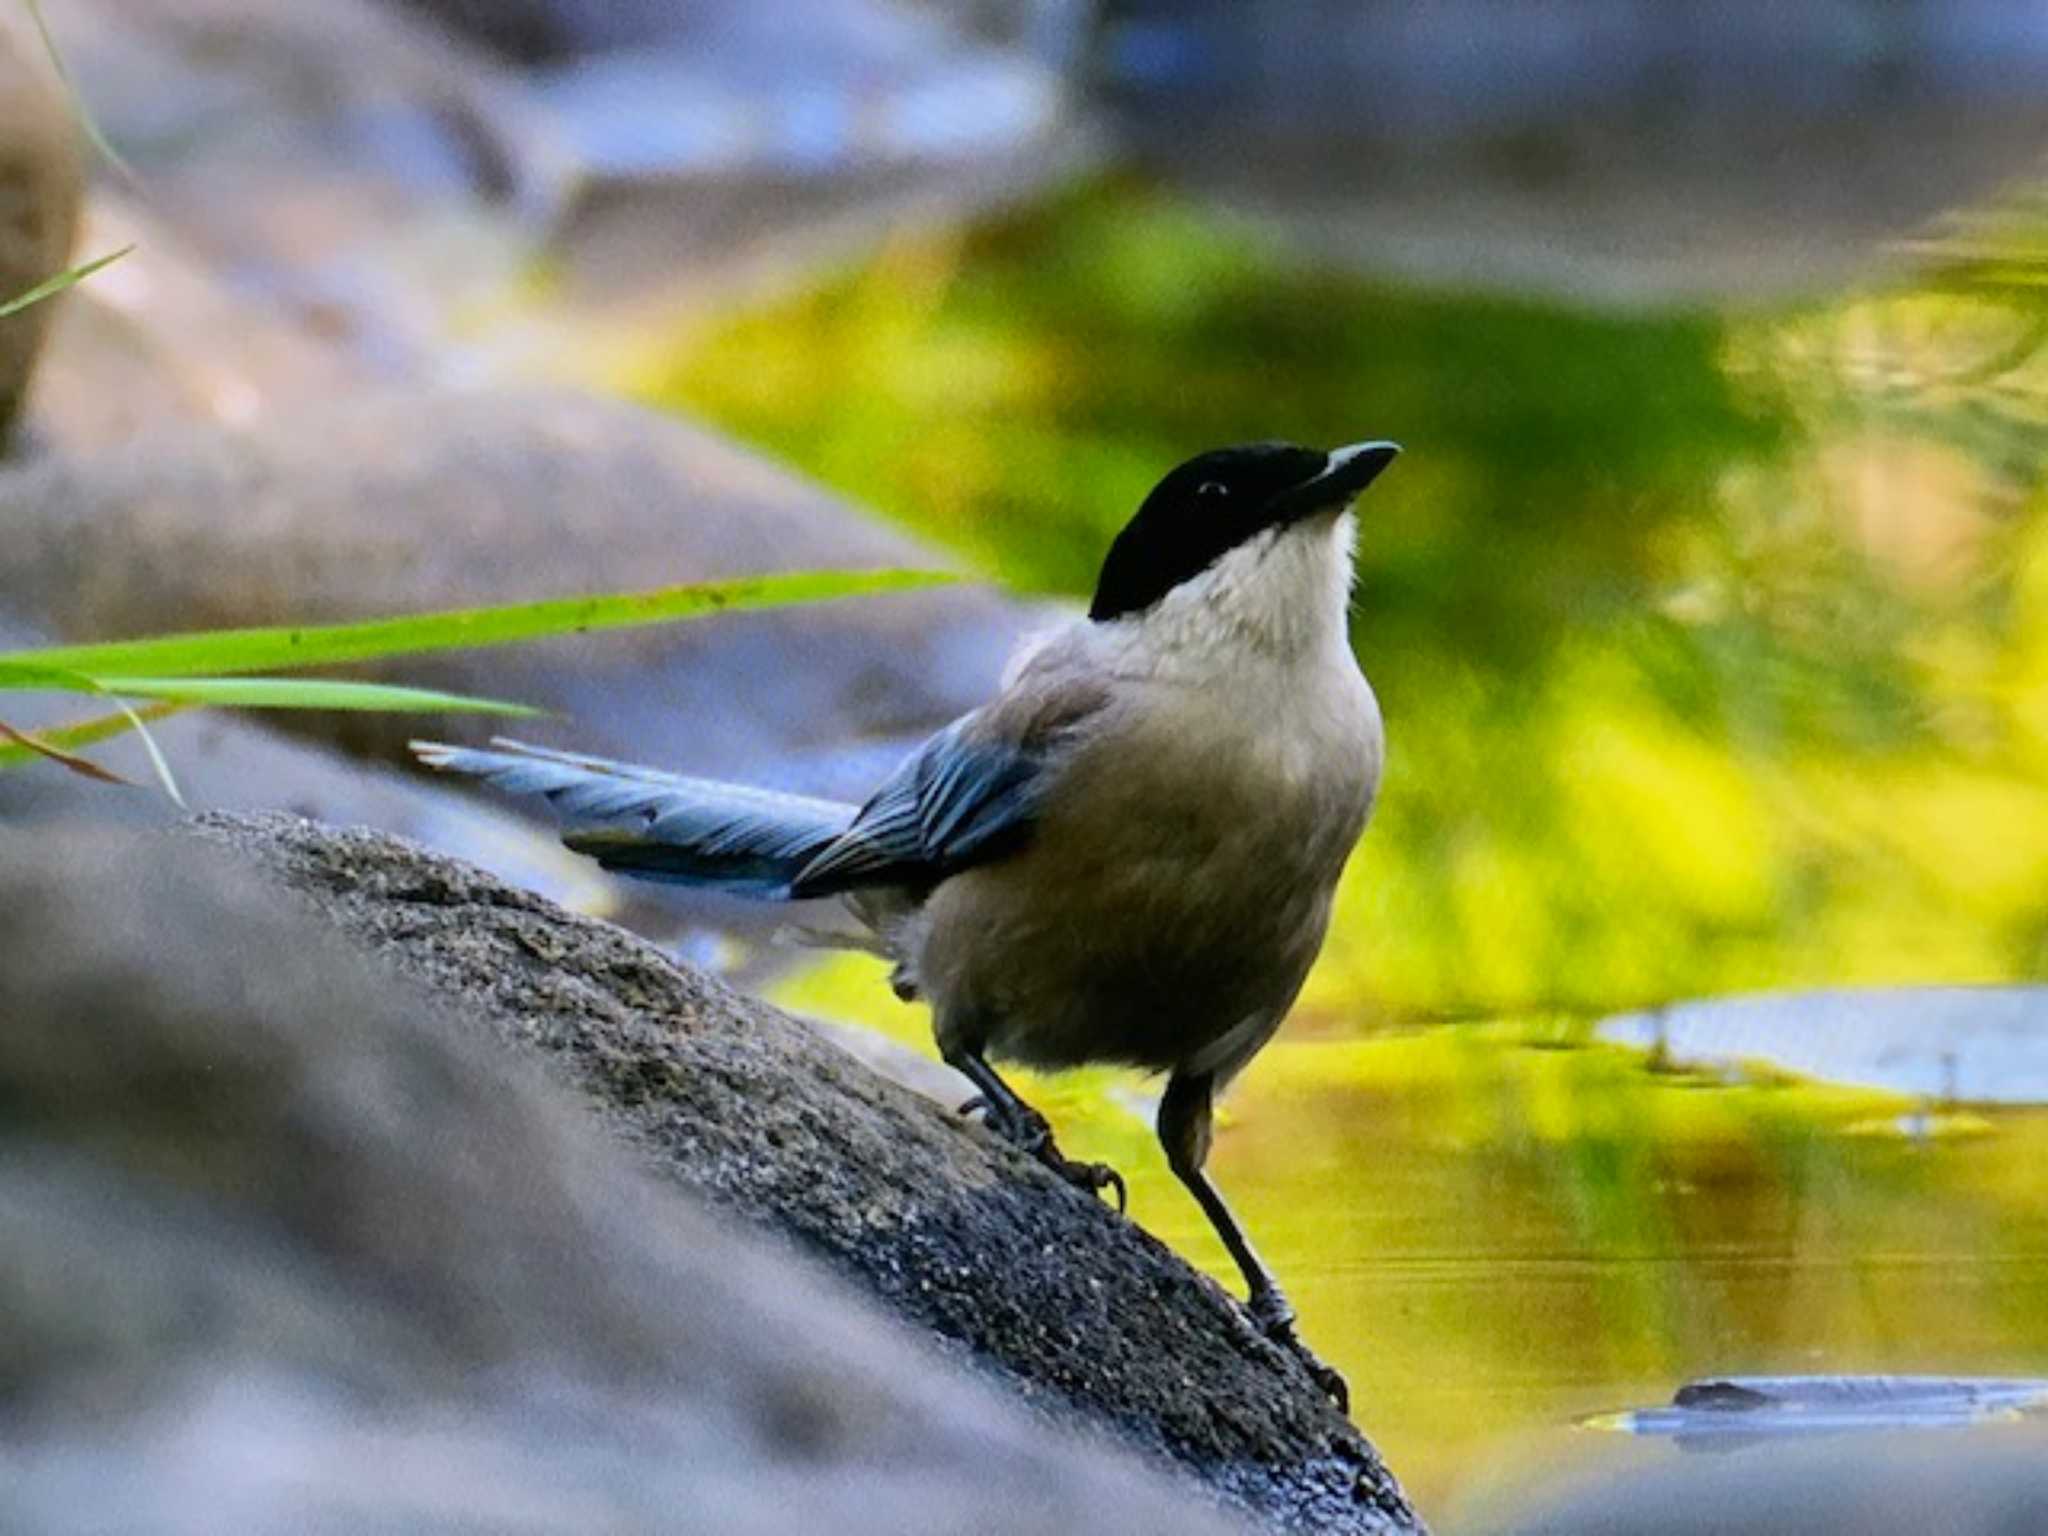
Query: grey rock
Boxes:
[
  {"xmin": 22, "ymin": 0, "xmax": 1080, "ymax": 379},
  {"xmin": 0, "ymin": 28, "xmax": 82, "ymax": 451},
  {"xmin": 28, "ymin": 190, "xmax": 363, "ymax": 454},
  {"xmin": 30, "ymin": 0, "xmax": 518, "ymax": 193},
  {"xmin": 1108, "ymin": 1, "xmax": 2048, "ymax": 302},
  {"xmin": 0, "ymin": 818, "xmax": 1256, "ymax": 1534},
  {"xmin": 521, "ymin": 1, "xmax": 1063, "ymax": 181},
  {"xmin": 27, "ymin": 0, "xmax": 575, "ymax": 367},
  {"xmin": 805, "ymin": 1009, "xmax": 981, "ymax": 1109},
  {"xmin": 1598, "ymin": 988, "xmax": 2048, "ymax": 1104},
  {"xmin": 387, "ymin": 0, "xmax": 757, "ymax": 62},
  {"xmin": 395, "ymin": 0, "xmax": 1090, "ymax": 71},
  {"xmin": 389, "ymin": 0, "xmax": 631, "ymax": 64},
  {"xmin": 185, "ymin": 810, "xmax": 1424, "ymax": 1535},
  {"xmin": 0, "ymin": 387, "xmax": 1045, "ymax": 792},
  {"xmin": 387, "ymin": 0, "xmax": 1068, "ymax": 184},
  {"xmin": 1495, "ymin": 1427, "xmax": 2048, "ymax": 1536}
]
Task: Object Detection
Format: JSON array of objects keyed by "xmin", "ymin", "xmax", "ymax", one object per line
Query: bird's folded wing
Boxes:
[{"xmin": 788, "ymin": 717, "xmax": 1047, "ymax": 898}]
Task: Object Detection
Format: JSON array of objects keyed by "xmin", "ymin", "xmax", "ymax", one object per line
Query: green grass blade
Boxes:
[
  {"xmin": 84, "ymin": 677, "xmax": 544, "ymax": 715},
  {"xmin": 0, "ymin": 245, "xmax": 134, "ymax": 319},
  {"xmin": 0, "ymin": 568, "xmax": 958, "ymax": 679},
  {"xmin": 0, "ymin": 662, "xmax": 538, "ymax": 714},
  {"xmin": 0, "ymin": 660, "xmax": 99, "ymax": 690}
]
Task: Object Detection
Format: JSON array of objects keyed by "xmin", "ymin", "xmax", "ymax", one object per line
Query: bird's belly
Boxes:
[{"xmin": 915, "ymin": 776, "xmax": 1358, "ymax": 1075}]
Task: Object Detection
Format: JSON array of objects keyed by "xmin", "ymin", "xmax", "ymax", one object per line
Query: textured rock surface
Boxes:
[
  {"xmin": 0, "ymin": 28, "xmax": 82, "ymax": 451},
  {"xmin": 0, "ymin": 387, "xmax": 1041, "ymax": 790},
  {"xmin": 187, "ymin": 811, "xmax": 1423, "ymax": 1535},
  {"xmin": 0, "ymin": 819, "xmax": 1253, "ymax": 1534}
]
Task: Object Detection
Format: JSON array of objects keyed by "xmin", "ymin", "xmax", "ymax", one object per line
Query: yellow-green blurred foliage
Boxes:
[{"xmin": 640, "ymin": 179, "xmax": 2048, "ymax": 1022}]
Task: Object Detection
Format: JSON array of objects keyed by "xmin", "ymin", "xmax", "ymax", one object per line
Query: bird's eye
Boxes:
[{"xmin": 1196, "ymin": 480, "xmax": 1229, "ymax": 499}]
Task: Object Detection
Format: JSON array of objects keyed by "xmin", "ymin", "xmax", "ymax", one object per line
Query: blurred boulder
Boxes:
[
  {"xmin": 18, "ymin": 0, "xmax": 527, "ymax": 197},
  {"xmin": 513, "ymin": 0, "xmax": 1065, "ymax": 178},
  {"xmin": 384, "ymin": 0, "xmax": 1067, "ymax": 178},
  {"xmin": 1499, "ymin": 1428, "xmax": 2048, "ymax": 1536},
  {"xmin": 26, "ymin": 190, "xmax": 363, "ymax": 454},
  {"xmin": 14, "ymin": 0, "xmax": 573, "ymax": 372},
  {"xmin": 14, "ymin": 0, "xmax": 1081, "ymax": 380},
  {"xmin": 0, "ymin": 387, "xmax": 1046, "ymax": 796},
  {"xmin": 1104, "ymin": 0, "xmax": 2048, "ymax": 302},
  {"xmin": 396, "ymin": 0, "xmax": 1087, "ymax": 329},
  {"xmin": 392, "ymin": 0, "xmax": 707, "ymax": 62},
  {"xmin": 0, "ymin": 28, "xmax": 82, "ymax": 452},
  {"xmin": 0, "ymin": 819, "xmax": 1259, "ymax": 1534},
  {"xmin": 185, "ymin": 810, "xmax": 1424, "ymax": 1535}
]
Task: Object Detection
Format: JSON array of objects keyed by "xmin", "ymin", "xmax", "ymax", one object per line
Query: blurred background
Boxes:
[{"xmin": 8, "ymin": 0, "xmax": 2048, "ymax": 1527}]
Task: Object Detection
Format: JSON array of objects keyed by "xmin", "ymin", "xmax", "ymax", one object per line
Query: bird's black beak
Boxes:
[{"xmin": 1274, "ymin": 440, "xmax": 1401, "ymax": 522}]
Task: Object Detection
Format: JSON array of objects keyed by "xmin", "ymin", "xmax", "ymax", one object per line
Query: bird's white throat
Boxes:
[{"xmin": 1121, "ymin": 510, "xmax": 1358, "ymax": 669}]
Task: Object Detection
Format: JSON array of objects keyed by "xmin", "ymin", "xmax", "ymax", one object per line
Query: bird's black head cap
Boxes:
[{"xmin": 1088, "ymin": 439, "xmax": 1400, "ymax": 622}]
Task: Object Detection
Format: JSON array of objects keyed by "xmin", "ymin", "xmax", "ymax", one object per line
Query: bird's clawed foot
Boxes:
[
  {"xmin": 1050, "ymin": 1151, "xmax": 1127, "ymax": 1212},
  {"xmin": 957, "ymin": 1093, "xmax": 1127, "ymax": 1213},
  {"xmin": 1248, "ymin": 1287, "xmax": 1350, "ymax": 1415}
]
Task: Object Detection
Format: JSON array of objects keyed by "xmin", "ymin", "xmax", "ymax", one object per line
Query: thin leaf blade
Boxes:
[
  {"xmin": 85, "ymin": 676, "xmax": 544, "ymax": 715},
  {"xmin": 0, "ymin": 245, "xmax": 134, "ymax": 320},
  {"xmin": 110, "ymin": 696, "xmax": 187, "ymax": 806},
  {"xmin": 0, "ymin": 660, "xmax": 537, "ymax": 715},
  {"xmin": 0, "ymin": 568, "xmax": 957, "ymax": 679},
  {"xmin": 0, "ymin": 660, "xmax": 105, "ymax": 690}
]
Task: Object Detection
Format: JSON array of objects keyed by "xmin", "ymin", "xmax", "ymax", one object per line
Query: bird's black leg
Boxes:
[
  {"xmin": 1158, "ymin": 1071, "xmax": 1350, "ymax": 1414},
  {"xmin": 946, "ymin": 1048, "xmax": 1126, "ymax": 1211}
]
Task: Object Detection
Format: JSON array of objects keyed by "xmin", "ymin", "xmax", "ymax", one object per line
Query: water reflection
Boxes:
[
  {"xmin": 1146, "ymin": 1024, "xmax": 2048, "ymax": 1521},
  {"xmin": 762, "ymin": 955, "xmax": 2048, "ymax": 1523}
]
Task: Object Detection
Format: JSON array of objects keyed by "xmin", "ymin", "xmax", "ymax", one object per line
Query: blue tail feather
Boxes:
[{"xmin": 412, "ymin": 738, "xmax": 856, "ymax": 898}]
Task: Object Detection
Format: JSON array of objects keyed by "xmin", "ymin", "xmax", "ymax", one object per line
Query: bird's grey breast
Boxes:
[{"xmin": 914, "ymin": 627, "xmax": 1381, "ymax": 1074}]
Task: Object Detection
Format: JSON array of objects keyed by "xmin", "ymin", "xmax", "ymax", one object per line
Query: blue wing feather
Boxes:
[{"xmin": 788, "ymin": 717, "xmax": 1044, "ymax": 898}]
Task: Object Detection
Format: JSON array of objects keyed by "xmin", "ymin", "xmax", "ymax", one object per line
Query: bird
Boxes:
[{"xmin": 413, "ymin": 438, "xmax": 1398, "ymax": 1410}]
